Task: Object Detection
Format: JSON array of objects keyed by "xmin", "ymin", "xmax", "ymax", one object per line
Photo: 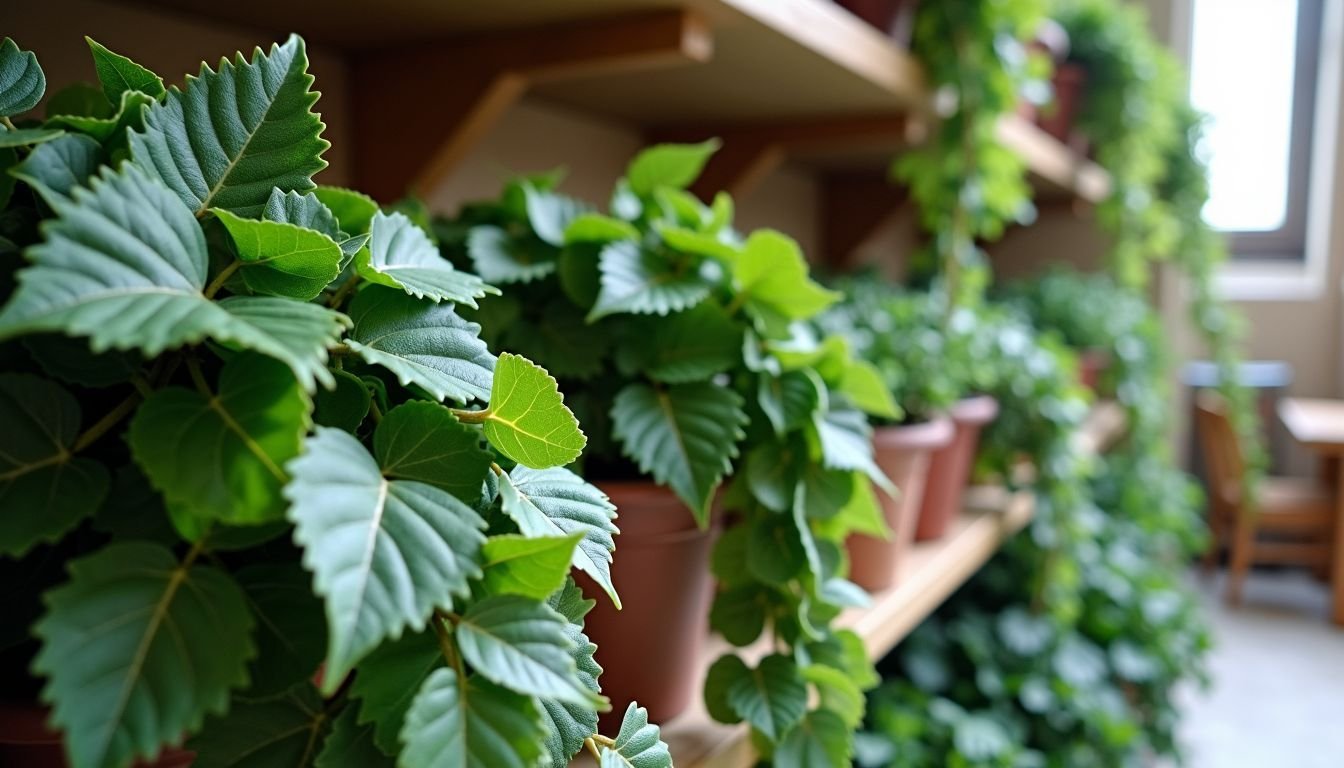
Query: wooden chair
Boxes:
[{"xmin": 1194, "ymin": 392, "xmax": 1336, "ymax": 605}]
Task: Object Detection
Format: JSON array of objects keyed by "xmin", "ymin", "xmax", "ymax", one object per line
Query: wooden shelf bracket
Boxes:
[{"xmin": 349, "ymin": 9, "xmax": 713, "ymax": 201}]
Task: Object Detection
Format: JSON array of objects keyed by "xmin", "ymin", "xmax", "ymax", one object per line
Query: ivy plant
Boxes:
[
  {"xmin": 438, "ymin": 143, "xmax": 900, "ymax": 763},
  {"xmin": 0, "ymin": 36, "xmax": 672, "ymax": 768}
]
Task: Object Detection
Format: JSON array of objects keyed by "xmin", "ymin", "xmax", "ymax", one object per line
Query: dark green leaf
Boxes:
[
  {"xmin": 86, "ymin": 38, "xmax": 165, "ymax": 102},
  {"xmin": 723, "ymin": 653, "xmax": 807, "ymax": 740},
  {"xmin": 398, "ymin": 668, "xmax": 547, "ymax": 768},
  {"xmin": 711, "ymin": 586, "xmax": 768, "ymax": 647},
  {"xmin": 236, "ymin": 563, "xmax": 327, "ymax": 698},
  {"xmin": 189, "ymin": 686, "xmax": 329, "ymax": 768},
  {"xmin": 350, "ymin": 629, "xmax": 442, "ymax": 755},
  {"xmin": 375, "ymin": 400, "xmax": 492, "ymax": 502},
  {"xmin": 45, "ymin": 90, "xmax": 154, "ymax": 145},
  {"xmin": 315, "ymin": 706, "xmax": 392, "ymax": 767},
  {"xmin": 617, "ymin": 301, "xmax": 743, "ymax": 383},
  {"xmin": 313, "ymin": 368, "xmax": 371, "ymax": 432},
  {"xmin": 775, "ymin": 709, "xmax": 851, "ymax": 768},
  {"xmin": 758, "ymin": 369, "xmax": 825, "ymax": 437},
  {"xmin": 588, "ymin": 240, "xmax": 712, "ymax": 320}
]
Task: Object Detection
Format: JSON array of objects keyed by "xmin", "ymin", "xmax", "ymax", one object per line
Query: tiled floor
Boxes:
[{"xmin": 1175, "ymin": 569, "xmax": 1344, "ymax": 767}]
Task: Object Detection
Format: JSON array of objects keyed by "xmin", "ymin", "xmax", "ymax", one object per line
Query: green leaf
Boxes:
[
  {"xmin": 610, "ymin": 381, "xmax": 746, "ymax": 525},
  {"xmin": 0, "ymin": 164, "xmax": 346, "ymax": 391},
  {"xmin": 23, "ymin": 335, "xmax": 137, "ymax": 388},
  {"xmin": 86, "ymin": 37, "xmax": 165, "ymax": 102},
  {"xmin": 813, "ymin": 407, "xmax": 893, "ymax": 496},
  {"xmin": 599, "ymin": 703, "xmax": 673, "ymax": 768},
  {"xmin": 45, "ymin": 83, "xmax": 112, "ymax": 119},
  {"xmin": 398, "ymin": 668, "xmax": 547, "ymax": 768},
  {"xmin": 802, "ymin": 665, "xmax": 864, "ymax": 728},
  {"xmin": 626, "ymin": 139, "xmax": 720, "ymax": 196},
  {"xmin": 746, "ymin": 440, "xmax": 799, "ymax": 513},
  {"xmin": 0, "ymin": 374, "xmax": 110, "ymax": 556},
  {"xmin": 314, "ymin": 186, "xmax": 379, "ymax": 235},
  {"xmin": 587, "ymin": 240, "xmax": 712, "ymax": 320},
  {"xmin": 130, "ymin": 35, "xmax": 328, "ymax": 217},
  {"xmin": 837, "ymin": 359, "xmax": 900, "ymax": 420},
  {"xmin": 711, "ymin": 586, "xmax": 768, "ymax": 647},
  {"xmin": 734, "ymin": 231, "xmax": 840, "ymax": 322},
  {"xmin": 0, "ymin": 37, "xmax": 45, "ymax": 117},
  {"xmin": 497, "ymin": 466, "xmax": 619, "ymax": 606},
  {"xmin": 723, "ymin": 653, "xmax": 808, "ymax": 740},
  {"xmin": 10, "ymin": 132, "xmax": 101, "ymax": 200},
  {"xmin": 316, "ymin": 706, "xmax": 392, "ymax": 768},
  {"xmin": 617, "ymin": 302, "xmax": 744, "ymax": 383},
  {"xmin": 45, "ymin": 89, "xmax": 155, "ymax": 145},
  {"xmin": 235, "ymin": 563, "xmax": 327, "ymax": 698},
  {"xmin": 0, "ymin": 125, "xmax": 64, "ymax": 147},
  {"xmin": 525, "ymin": 184, "xmax": 588, "ymax": 246},
  {"xmin": 375, "ymin": 400, "xmax": 492, "ymax": 502},
  {"xmin": 189, "ymin": 686, "xmax": 330, "ymax": 768},
  {"xmin": 563, "ymin": 213, "xmax": 638, "ymax": 244},
  {"xmin": 33, "ymin": 542, "xmax": 255, "ymax": 768},
  {"xmin": 357, "ymin": 212, "xmax": 496, "ymax": 306},
  {"xmin": 314, "ymin": 368, "xmax": 371, "ymax": 432},
  {"xmin": 481, "ymin": 352, "xmax": 586, "ymax": 469},
  {"xmin": 455, "ymin": 594, "xmax": 604, "ymax": 707},
  {"xmin": 658, "ymin": 224, "xmax": 741, "ymax": 263},
  {"xmin": 774, "ymin": 709, "xmax": 851, "ymax": 768},
  {"xmin": 746, "ymin": 514, "xmax": 806, "ymax": 585},
  {"xmin": 263, "ymin": 188, "xmax": 341, "ymax": 237},
  {"xmin": 130, "ymin": 353, "xmax": 309, "ymax": 527},
  {"xmin": 214, "ymin": 208, "xmax": 344, "ymax": 300},
  {"xmin": 704, "ymin": 655, "xmax": 746, "ymax": 725},
  {"xmin": 501, "ymin": 300, "xmax": 610, "ymax": 380},
  {"xmin": 350, "ymin": 629, "xmax": 442, "ymax": 755},
  {"xmin": 346, "ymin": 285, "xmax": 496, "ymax": 405},
  {"xmin": 758, "ymin": 369, "xmax": 826, "ymax": 437},
  {"xmin": 480, "ymin": 534, "xmax": 582, "ymax": 600},
  {"xmin": 539, "ymin": 582, "xmax": 602, "ymax": 766},
  {"xmin": 286, "ymin": 427, "xmax": 487, "ymax": 690},
  {"xmin": 468, "ymin": 225, "xmax": 557, "ymax": 284}
]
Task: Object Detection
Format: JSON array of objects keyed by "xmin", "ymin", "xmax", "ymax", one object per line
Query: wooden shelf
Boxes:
[{"xmin": 996, "ymin": 115, "xmax": 1111, "ymax": 203}]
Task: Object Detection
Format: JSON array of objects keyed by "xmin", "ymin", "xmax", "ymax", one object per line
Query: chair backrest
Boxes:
[{"xmin": 1194, "ymin": 391, "xmax": 1246, "ymax": 509}]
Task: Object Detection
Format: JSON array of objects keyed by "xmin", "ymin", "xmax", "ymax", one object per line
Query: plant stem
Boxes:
[
  {"xmin": 432, "ymin": 616, "xmax": 466, "ymax": 679},
  {"xmin": 71, "ymin": 392, "xmax": 141, "ymax": 453},
  {"xmin": 0, "ymin": 116, "xmax": 15, "ymax": 131},
  {"xmin": 327, "ymin": 274, "xmax": 361, "ymax": 308},
  {"xmin": 450, "ymin": 408, "xmax": 490, "ymax": 424},
  {"xmin": 584, "ymin": 738, "xmax": 604, "ymax": 762},
  {"xmin": 368, "ymin": 399, "xmax": 383, "ymax": 424},
  {"xmin": 591, "ymin": 734, "xmax": 616, "ymax": 748},
  {"xmin": 186, "ymin": 357, "xmax": 212, "ymax": 397},
  {"xmin": 203, "ymin": 260, "xmax": 242, "ymax": 299}
]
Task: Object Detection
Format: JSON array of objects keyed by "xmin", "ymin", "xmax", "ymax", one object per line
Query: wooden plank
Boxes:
[{"xmin": 996, "ymin": 114, "xmax": 1111, "ymax": 203}]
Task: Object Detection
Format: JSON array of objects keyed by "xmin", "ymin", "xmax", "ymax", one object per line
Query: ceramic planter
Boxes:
[
  {"xmin": 579, "ymin": 482, "xmax": 718, "ymax": 729},
  {"xmin": 847, "ymin": 416, "xmax": 954, "ymax": 591},
  {"xmin": 916, "ymin": 396, "xmax": 999, "ymax": 541},
  {"xmin": 0, "ymin": 703, "xmax": 194, "ymax": 767}
]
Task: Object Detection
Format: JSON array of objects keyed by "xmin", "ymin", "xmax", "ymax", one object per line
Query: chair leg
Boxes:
[
  {"xmin": 1201, "ymin": 512, "xmax": 1223, "ymax": 575},
  {"xmin": 1225, "ymin": 515, "xmax": 1255, "ymax": 606}
]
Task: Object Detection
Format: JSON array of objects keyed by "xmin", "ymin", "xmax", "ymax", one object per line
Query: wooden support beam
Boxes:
[
  {"xmin": 349, "ymin": 9, "xmax": 713, "ymax": 202},
  {"xmin": 819, "ymin": 170, "xmax": 908, "ymax": 269},
  {"xmin": 650, "ymin": 114, "xmax": 916, "ymax": 200}
]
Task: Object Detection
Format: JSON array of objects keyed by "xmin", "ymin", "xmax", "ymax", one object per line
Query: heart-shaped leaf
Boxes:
[
  {"xmin": 286, "ymin": 427, "xmax": 487, "ymax": 690},
  {"xmin": 625, "ymin": 140, "xmax": 719, "ymax": 196},
  {"xmin": 719, "ymin": 653, "xmax": 807, "ymax": 740},
  {"xmin": 734, "ymin": 231, "xmax": 840, "ymax": 322},
  {"xmin": 398, "ymin": 667, "xmax": 547, "ymax": 768},
  {"xmin": 129, "ymin": 34, "xmax": 328, "ymax": 217},
  {"xmin": 33, "ymin": 542, "xmax": 255, "ymax": 768},
  {"xmin": 481, "ymin": 353, "xmax": 586, "ymax": 469},
  {"xmin": 774, "ymin": 709, "xmax": 851, "ymax": 768}
]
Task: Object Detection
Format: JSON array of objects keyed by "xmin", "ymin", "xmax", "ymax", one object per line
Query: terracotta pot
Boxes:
[
  {"xmin": 916, "ymin": 397, "xmax": 999, "ymax": 541},
  {"xmin": 0, "ymin": 703, "xmax": 194, "ymax": 767},
  {"xmin": 847, "ymin": 417, "xmax": 954, "ymax": 591},
  {"xmin": 1036, "ymin": 61, "xmax": 1086, "ymax": 144},
  {"xmin": 835, "ymin": 0, "xmax": 920, "ymax": 45},
  {"xmin": 579, "ymin": 482, "xmax": 718, "ymax": 730}
]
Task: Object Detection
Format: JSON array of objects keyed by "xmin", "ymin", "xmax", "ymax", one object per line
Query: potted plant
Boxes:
[
  {"xmin": 0, "ymin": 35, "xmax": 673, "ymax": 768},
  {"xmin": 817, "ymin": 280, "xmax": 956, "ymax": 589},
  {"xmin": 440, "ymin": 143, "xmax": 895, "ymax": 759}
]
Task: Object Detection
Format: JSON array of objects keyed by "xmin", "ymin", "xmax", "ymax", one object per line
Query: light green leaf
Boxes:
[
  {"xmin": 0, "ymin": 37, "xmax": 45, "ymax": 117},
  {"xmin": 130, "ymin": 34, "xmax": 328, "ymax": 216},
  {"xmin": 235, "ymin": 563, "xmax": 327, "ymax": 698},
  {"xmin": 467, "ymin": 225, "xmax": 557, "ymax": 284},
  {"xmin": 775, "ymin": 709, "xmax": 851, "ymax": 768},
  {"xmin": 802, "ymin": 665, "xmax": 864, "ymax": 728},
  {"xmin": 588, "ymin": 240, "xmax": 712, "ymax": 320},
  {"xmin": 130, "ymin": 353, "xmax": 309, "ymax": 528},
  {"xmin": 314, "ymin": 186, "xmax": 379, "ymax": 235},
  {"xmin": 617, "ymin": 301, "xmax": 744, "ymax": 383},
  {"xmin": 953, "ymin": 716, "xmax": 1012, "ymax": 761},
  {"xmin": 316, "ymin": 706, "xmax": 392, "ymax": 768},
  {"xmin": 214, "ymin": 208, "xmax": 344, "ymax": 300},
  {"xmin": 351, "ymin": 629, "xmax": 442, "ymax": 755},
  {"xmin": 599, "ymin": 703, "xmax": 673, "ymax": 768},
  {"xmin": 375, "ymin": 400, "xmax": 493, "ymax": 502},
  {"xmin": 86, "ymin": 37, "xmax": 165, "ymax": 102},
  {"xmin": 346, "ymin": 285, "xmax": 496, "ymax": 404},
  {"xmin": 455, "ymin": 594, "xmax": 604, "ymax": 707},
  {"xmin": 480, "ymin": 534, "xmax": 582, "ymax": 600},
  {"xmin": 610, "ymin": 381, "xmax": 746, "ymax": 525},
  {"xmin": 481, "ymin": 353, "xmax": 586, "ymax": 469},
  {"xmin": 659, "ymin": 224, "xmax": 741, "ymax": 263},
  {"xmin": 497, "ymin": 465, "xmax": 619, "ymax": 607},
  {"xmin": 358, "ymin": 211, "xmax": 496, "ymax": 306},
  {"xmin": 735, "ymin": 231, "xmax": 840, "ymax": 322},
  {"xmin": 626, "ymin": 139, "xmax": 719, "ymax": 196},
  {"xmin": 0, "ymin": 374, "xmax": 110, "ymax": 556},
  {"xmin": 398, "ymin": 668, "xmax": 547, "ymax": 768},
  {"xmin": 723, "ymin": 653, "xmax": 808, "ymax": 740},
  {"xmin": 9, "ymin": 132, "xmax": 101, "ymax": 200},
  {"xmin": 838, "ymin": 359, "xmax": 901, "ymax": 420},
  {"xmin": 33, "ymin": 542, "xmax": 254, "ymax": 768},
  {"xmin": 189, "ymin": 686, "xmax": 330, "ymax": 768},
  {"xmin": 563, "ymin": 213, "xmax": 638, "ymax": 244},
  {"xmin": 0, "ymin": 126, "xmax": 64, "ymax": 147},
  {"xmin": 286, "ymin": 427, "xmax": 487, "ymax": 690}
]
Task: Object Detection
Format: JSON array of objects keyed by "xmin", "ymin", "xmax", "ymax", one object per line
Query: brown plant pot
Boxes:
[
  {"xmin": 0, "ymin": 703, "xmax": 194, "ymax": 767},
  {"xmin": 916, "ymin": 396, "xmax": 999, "ymax": 542},
  {"xmin": 578, "ymin": 482, "xmax": 718, "ymax": 731},
  {"xmin": 846, "ymin": 417, "xmax": 954, "ymax": 591},
  {"xmin": 1036, "ymin": 62, "xmax": 1086, "ymax": 145},
  {"xmin": 834, "ymin": 0, "xmax": 920, "ymax": 45}
]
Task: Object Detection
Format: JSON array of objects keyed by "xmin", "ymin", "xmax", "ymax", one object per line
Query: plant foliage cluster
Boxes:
[{"xmin": 0, "ymin": 35, "xmax": 675, "ymax": 768}]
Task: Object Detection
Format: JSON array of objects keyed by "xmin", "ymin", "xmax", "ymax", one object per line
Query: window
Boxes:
[{"xmin": 1187, "ymin": 0, "xmax": 1322, "ymax": 259}]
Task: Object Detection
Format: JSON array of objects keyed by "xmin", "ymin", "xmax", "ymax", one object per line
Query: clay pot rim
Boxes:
[
  {"xmin": 873, "ymin": 415, "xmax": 954, "ymax": 449},
  {"xmin": 596, "ymin": 480, "xmax": 723, "ymax": 541},
  {"xmin": 951, "ymin": 395, "xmax": 999, "ymax": 426}
]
